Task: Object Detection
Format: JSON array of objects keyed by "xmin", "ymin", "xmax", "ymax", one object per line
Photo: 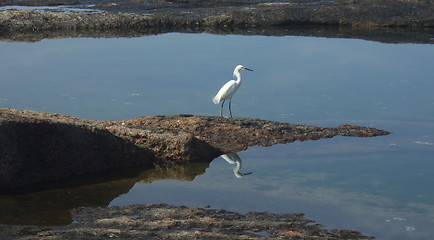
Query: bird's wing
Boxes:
[{"xmin": 213, "ymin": 80, "xmax": 238, "ymax": 104}]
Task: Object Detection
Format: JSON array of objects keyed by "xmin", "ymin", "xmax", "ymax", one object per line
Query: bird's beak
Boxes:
[{"xmin": 243, "ymin": 67, "xmax": 253, "ymax": 72}]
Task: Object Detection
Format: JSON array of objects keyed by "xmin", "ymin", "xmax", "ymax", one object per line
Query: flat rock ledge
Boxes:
[
  {"xmin": 0, "ymin": 0, "xmax": 433, "ymax": 43},
  {"xmin": 0, "ymin": 108, "xmax": 390, "ymax": 190},
  {"xmin": 0, "ymin": 0, "xmax": 432, "ymax": 32},
  {"xmin": 0, "ymin": 203, "xmax": 373, "ymax": 240}
]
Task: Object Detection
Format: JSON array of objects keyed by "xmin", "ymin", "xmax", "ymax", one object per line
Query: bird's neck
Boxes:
[
  {"xmin": 233, "ymin": 162, "xmax": 242, "ymax": 178},
  {"xmin": 234, "ymin": 72, "xmax": 242, "ymax": 84}
]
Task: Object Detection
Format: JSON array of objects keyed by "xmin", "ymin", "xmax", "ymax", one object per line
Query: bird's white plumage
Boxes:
[
  {"xmin": 221, "ymin": 153, "xmax": 252, "ymax": 178},
  {"xmin": 212, "ymin": 65, "xmax": 253, "ymax": 117},
  {"xmin": 213, "ymin": 80, "xmax": 239, "ymax": 104}
]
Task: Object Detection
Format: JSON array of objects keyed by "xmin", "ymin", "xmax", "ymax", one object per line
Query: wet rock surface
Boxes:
[
  {"xmin": 0, "ymin": 203, "xmax": 374, "ymax": 239},
  {"xmin": 0, "ymin": 108, "xmax": 390, "ymax": 190},
  {"xmin": 0, "ymin": 0, "xmax": 433, "ymax": 43}
]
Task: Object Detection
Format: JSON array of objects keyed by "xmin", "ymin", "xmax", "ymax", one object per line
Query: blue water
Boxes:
[{"xmin": 1, "ymin": 33, "xmax": 434, "ymax": 239}]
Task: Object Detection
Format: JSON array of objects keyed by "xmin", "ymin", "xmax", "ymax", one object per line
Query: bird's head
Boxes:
[
  {"xmin": 234, "ymin": 65, "xmax": 253, "ymax": 76},
  {"xmin": 235, "ymin": 171, "xmax": 253, "ymax": 178}
]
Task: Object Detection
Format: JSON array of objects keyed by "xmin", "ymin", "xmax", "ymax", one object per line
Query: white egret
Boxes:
[
  {"xmin": 221, "ymin": 153, "xmax": 252, "ymax": 178},
  {"xmin": 212, "ymin": 65, "xmax": 253, "ymax": 118}
]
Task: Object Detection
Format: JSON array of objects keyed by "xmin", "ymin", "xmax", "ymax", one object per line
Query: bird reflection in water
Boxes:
[{"xmin": 221, "ymin": 153, "xmax": 252, "ymax": 178}]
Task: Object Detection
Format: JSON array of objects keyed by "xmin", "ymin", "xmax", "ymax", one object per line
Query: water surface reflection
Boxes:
[
  {"xmin": 0, "ymin": 162, "xmax": 210, "ymax": 226},
  {"xmin": 1, "ymin": 25, "xmax": 433, "ymax": 44},
  {"xmin": 221, "ymin": 153, "xmax": 252, "ymax": 178}
]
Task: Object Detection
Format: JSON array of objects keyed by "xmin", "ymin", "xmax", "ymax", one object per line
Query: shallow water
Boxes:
[
  {"xmin": 1, "ymin": 33, "xmax": 433, "ymax": 239},
  {"xmin": 0, "ymin": 5, "xmax": 101, "ymax": 13}
]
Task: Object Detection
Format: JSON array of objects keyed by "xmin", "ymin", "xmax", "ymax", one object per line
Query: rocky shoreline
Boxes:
[
  {"xmin": 0, "ymin": 0, "xmax": 433, "ymax": 43},
  {"xmin": 0, "ymin": 108, "xmax": 389, "ymax": 238},
  {"xmin": 0, "ymin": 108, "xmax": 390, "ymax": 190},
  {"xmin": 0, "ymin": 204, "xmax": 374, "ymax": 240}
]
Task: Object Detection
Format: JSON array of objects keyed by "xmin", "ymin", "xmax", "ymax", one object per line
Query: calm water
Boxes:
[{"xmin": 1, "ymin": 33, "xmax": 434, "ymax": 239}]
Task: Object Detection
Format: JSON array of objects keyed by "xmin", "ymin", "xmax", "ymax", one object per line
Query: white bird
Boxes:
[
  {"xmin": 213, "ymin": 65, "xmax": 253, "ymax": 118},
  {"xmin": 221, "ymin": 153, "xmax": 252, "ymax": 178}
]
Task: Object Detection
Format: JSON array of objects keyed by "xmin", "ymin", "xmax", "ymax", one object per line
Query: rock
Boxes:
[
  {"xmin": 0, "ymin": 109, "xmax": 155, "ymax": 190},
  {"xmin": 0, "ymin": 108, "xmax": 390, "ymax": 190},
  {"xmin": 115, "ymin": 115, "xmax": 390, "ymax": 155},
  {"xmin": 0, "ymin": 0, "xmax": 433, "ymax": 43},
  {"xmin": 0, "ymin": 203, "xmax": 374, "ymax": 239}
]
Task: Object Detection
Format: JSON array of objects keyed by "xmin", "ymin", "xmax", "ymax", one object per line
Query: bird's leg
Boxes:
[
  {"xmin": 229, "ymin": 99, "xmax": 232, "ymax": 118},
  {"xmin": 220, "ymin": 100, "xmax": 225, "ymax": 117}
]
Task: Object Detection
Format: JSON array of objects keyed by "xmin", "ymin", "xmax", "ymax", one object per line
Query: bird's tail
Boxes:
[{"xmin": 212, "ymin": 95, "xmax": 220, "ymax": 104}]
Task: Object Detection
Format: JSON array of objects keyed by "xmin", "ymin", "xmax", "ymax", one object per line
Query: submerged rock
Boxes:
[{"xmin": 0, "ymin": 108, "xmax": 390, "ymax": 190}]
